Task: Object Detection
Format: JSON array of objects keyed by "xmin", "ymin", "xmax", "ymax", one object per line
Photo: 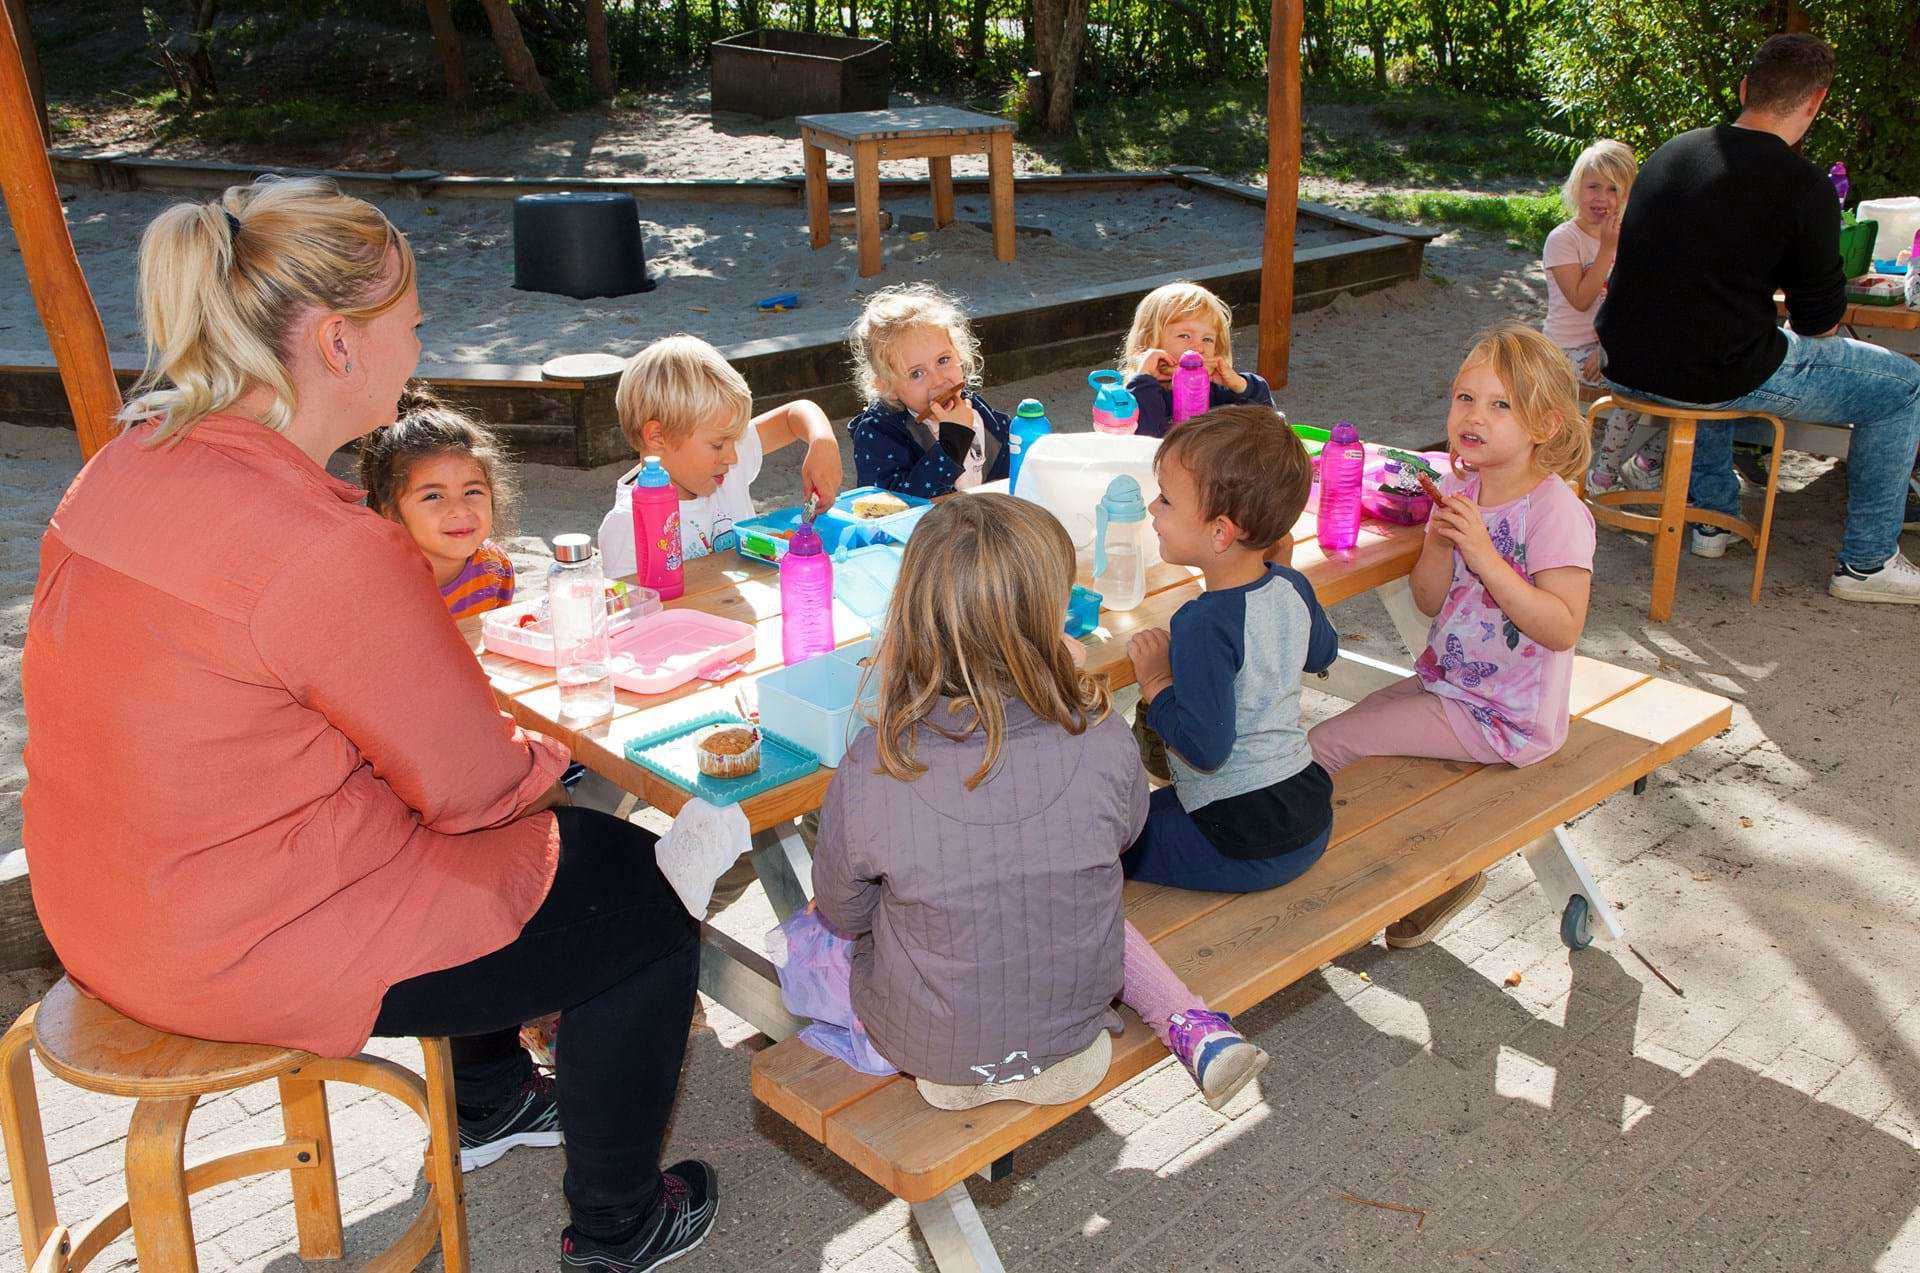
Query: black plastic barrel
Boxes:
[{"xmin": 512, "ymin": 192, "xmax": 655, "ymax": 299}]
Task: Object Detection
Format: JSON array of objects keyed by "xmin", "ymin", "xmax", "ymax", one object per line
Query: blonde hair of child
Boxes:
[
  {"xmin": 1453, "ymin": 323, "xmax": 1591, "ymax": 486},
  {"xmin": 867, "ymin": 493, "xmax": 1109, "ymax": 791},
  {"xmin": 121, "ymin": 175, "xmax": 415, "ymax": 447},
  {"xmin": 1121, "ymin": 281, "xmax": 1235, "ymax": 376},
  {"xmin": 1560, "ymin": 139, "xmax": 1638, "ymax": 220},
  {"xmin": 847, "ymin": 283, "xmax": 982, "ymax": 404},
  {"xmin": 615, "ymin": 334, "xmax": 753, "ymax": 451}
]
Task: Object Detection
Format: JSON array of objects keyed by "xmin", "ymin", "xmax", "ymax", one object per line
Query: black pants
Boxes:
[{"xmin": 372, "ymin": 807, "xmax": 699, "ymax": 1239}]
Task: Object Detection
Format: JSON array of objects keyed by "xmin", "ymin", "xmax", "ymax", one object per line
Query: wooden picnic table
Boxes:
[
  {"xmin": 797, "ymin": 106, "xmax": 1017, "ymax": 279},
  {"xmin": 459, "ymin": 508, "xmax": 1428, "ymax": 1038}
]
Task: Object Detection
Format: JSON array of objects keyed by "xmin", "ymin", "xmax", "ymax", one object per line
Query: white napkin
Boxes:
[{"xmin": 656, "ymin": 798, "xmax": 752, "ymax": 917}]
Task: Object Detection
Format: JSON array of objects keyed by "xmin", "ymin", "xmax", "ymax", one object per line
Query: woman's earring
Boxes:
[{"xmin": 344, "ymin": 361, "xmax": 353, "ymax": 374}]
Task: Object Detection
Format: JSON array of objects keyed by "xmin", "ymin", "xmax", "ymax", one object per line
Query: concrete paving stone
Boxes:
[
  {"xmin": 838, "ymin": 1242, "xmax": 918, "ymax": 1273},
  {"xmin": 1118, "ymin": 1057, "xmax": 1198, "ymax": 1119},
  {"xmin": 817, "ymin": 1196, "xmax": 913, "ymax": 1268},
  {"xmin": 1106, "ymin": 1094, "xmax": 1230, "ymax": 1175}
]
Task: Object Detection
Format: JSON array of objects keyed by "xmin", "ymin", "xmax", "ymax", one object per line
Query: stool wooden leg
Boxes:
[
  {"xmin": 853, "ymin": 141, "xmax": 882, "ymax": 278},
  {"xmin": 125, "ymin": 1095, "xmax": 199, "ymax": 1272},
  {"xmin": 987, "ymin": 133, "xmax": 1015, "ymax": 264},
  {"xmin": 803, "ymin": 138, "xmax": 829, "ymax": 249},
  {"xmin": 929, "ymin": 155, "xmax": 955, "ymax": 228},
  {"xmin": 1751, "ymin": 417, "xmax": 1786, "ymax": 604},
  {"xmin": 278, "ymin": 1072, "xmax": 344, "ymax": 1259},
  {"xmin": 420, "ymin": 1038, "xmax": 471, "ymax": 1273},
  {"xmin": 1650, "ymin": 418, "xmax": 1695, "ymax": 623},
  {"xmin": 1, "ymin": 1006, "xmax": 58, "ymax": 1265}
]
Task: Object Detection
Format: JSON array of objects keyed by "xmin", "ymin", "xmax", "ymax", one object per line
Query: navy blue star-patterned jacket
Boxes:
[
  {"xmin": 848, "ymin": 392, "xmax": 1013, "ymax": 498},
  {"xmin": 1126, "ymin": 370, "xmax": 1274, "ymax": 439}
]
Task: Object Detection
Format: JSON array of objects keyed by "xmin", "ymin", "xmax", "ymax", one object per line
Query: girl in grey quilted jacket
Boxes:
[{"xmin": 812, "ymin": 493, "xmax": 1269, "ymax": 1111}]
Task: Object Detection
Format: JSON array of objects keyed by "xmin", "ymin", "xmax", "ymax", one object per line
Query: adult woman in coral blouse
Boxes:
[{"xmin": 23, "ymin": 178, "xmax": 715, "ymax": 1271}]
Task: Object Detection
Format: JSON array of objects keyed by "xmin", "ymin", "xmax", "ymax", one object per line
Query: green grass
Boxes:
[
  {"xmin": 1343, "ymin": 191, "xmax": 1565, "ymax": 247},
  {"xmin": 1029, "ymin": 79, "xmax": 1567, "ymax": 187}
]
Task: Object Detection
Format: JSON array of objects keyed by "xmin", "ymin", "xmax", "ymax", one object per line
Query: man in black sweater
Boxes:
[{"xmin": 1598, "ymin": 34, "xmax": 1920, "ymax": 605}]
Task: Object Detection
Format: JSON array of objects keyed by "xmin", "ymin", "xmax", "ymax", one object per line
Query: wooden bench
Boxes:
[{"xmin": 750, "ymin": 656, "xmax": 1730, "ymax": 1271}]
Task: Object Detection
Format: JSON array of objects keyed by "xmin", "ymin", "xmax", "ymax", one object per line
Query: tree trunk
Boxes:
[
  {"xmin": 475, "ymin": 0, "xmax": 554, "ymax": 109},
  {"xmin": 1032, "ymin": 0, "xmax": 1088, "ymax": 134},
  {"xmin": 966, "ymin": 0, "xmax": 988, "ymax": 62},
  {"xmin": 184, "ymin": 0, "xmax": 220, "ymax": 108},
  {"xmin": 422, "ymin": 0, "xmax": 472, "ymax": 101},
  {"xmin": 805, "ymin": 0, "xmax": 818, "ymax": 31},
  {"xmin": 675, "ymin": 0, "xmax": 690, "ymax": 61},
  {"xmin": 583, "ymin": 0, "xmax": 615, "ymax": 99},
  {"xmin": 1366, "ymin": 12, "xmax": 1386, "ymax": 85}
]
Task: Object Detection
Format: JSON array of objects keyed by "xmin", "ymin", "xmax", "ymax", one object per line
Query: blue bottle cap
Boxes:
[
  {"xmin": 1015, "ymin": 398, "xmax": 1048, "ymax": 419},
  {"xmin": 637, "ymin": 456, "xmax": 672, "ymax": 487},
  {"xmin": 1098, "ymin": 475, "xmax": 1148, "ymax": 523}
]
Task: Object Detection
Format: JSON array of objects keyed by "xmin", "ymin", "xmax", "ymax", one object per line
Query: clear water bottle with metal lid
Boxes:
[{"xmin": 549, "ymin": 533, "xmax": 615, "ymax": 722}]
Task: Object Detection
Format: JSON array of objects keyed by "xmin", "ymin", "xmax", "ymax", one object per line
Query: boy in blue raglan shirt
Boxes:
[{"xmin": 1123, "ymin": 405, "xmax": 1338, "ymax": 892}]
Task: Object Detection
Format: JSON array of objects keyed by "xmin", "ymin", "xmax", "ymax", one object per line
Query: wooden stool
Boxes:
[
  {"xmin": 1585, "ymin": 395, "xmax": 1784, "ymax": 623},
  {"xmin": 0, "ymin": 978, "xmax": 469, "ymax": 1271}
]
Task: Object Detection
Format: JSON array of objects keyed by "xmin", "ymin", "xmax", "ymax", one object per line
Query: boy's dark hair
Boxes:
[
  {"xmin": 1744, "ymin": 33, "xmax": 1835, "ymax": 113},
  {"xmin": 1155, "ymin": 405, "xmax": 1311, "ymax": 549},
  {"xmin": 358, "ymin": 383, "xmax": 518, "ymax": 534}
]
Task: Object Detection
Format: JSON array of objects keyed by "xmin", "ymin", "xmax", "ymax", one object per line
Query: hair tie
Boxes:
[{"xmin": 224, "ymin": 210, "xmax": 242, "ymax": 241}]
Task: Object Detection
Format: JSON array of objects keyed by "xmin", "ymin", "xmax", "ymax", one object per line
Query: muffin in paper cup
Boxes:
[{"xmin": 696, "ymin": 725, "xmax": 762, "ymax": 779}]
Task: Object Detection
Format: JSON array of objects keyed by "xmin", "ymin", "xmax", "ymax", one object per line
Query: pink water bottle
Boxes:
[
  {"xmin": 779, "ymin": 522, "xmax": 836, "ymax": 664},
  {"xmin": 1170, "ymin": 351, "xmax": 1210, "ymax": 427},
  {"xmin": 1315, "ymin": 421, "xmax": 1365, "ymax": 552},
  {"xmin": 631, "ymin": 456, "xmax": 684, "ymax": 600}
]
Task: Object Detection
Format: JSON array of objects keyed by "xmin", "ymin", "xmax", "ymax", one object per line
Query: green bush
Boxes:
[{"xmin": 1532, "ymin": 0, "xmax": 1918, "ymax": 203}]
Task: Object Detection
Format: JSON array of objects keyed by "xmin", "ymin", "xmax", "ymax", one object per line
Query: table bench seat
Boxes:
[{"xmin": 751, "ymin": 659, "xmax": 1730, "ymax": 1212}]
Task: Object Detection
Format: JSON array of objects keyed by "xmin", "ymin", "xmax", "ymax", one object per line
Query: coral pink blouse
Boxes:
[{"xmin": 23, "ymin": 416, "xmax": 568, "ymax": 1057}]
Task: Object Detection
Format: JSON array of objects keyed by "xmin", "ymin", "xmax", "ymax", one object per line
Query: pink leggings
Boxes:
[
  {"xmin": 1307, "ymin": 676, "xmax": 1502, "ymax": 775},
  {"xmin": 1121, "ymin": 921, "xmax": 1208, "ymax": 1041}
]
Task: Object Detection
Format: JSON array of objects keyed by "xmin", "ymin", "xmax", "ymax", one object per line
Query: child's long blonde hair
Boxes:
[
  {"xmin": 1454, "ymin": 324, "xmax": 1590, "ymax": 485},
  {"xmin": 868, "ymin": 494, "xmax": 1108, "ymax": 790},
  {"xmin": 1120, "ymin": 281, "xmax": 1234, "ymax": 376},
  {"xmin": 1560, "ymin": 139, "xmax": 1637, "ymax": 220},
  {"xmin": 847, "ymin": 283, "xmax": 982, "ymax": 404}
]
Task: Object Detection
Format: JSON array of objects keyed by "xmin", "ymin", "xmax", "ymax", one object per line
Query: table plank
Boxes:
[{"xmin": 795, "ymin": 106, "xmax": 1015, "ymax": 144}]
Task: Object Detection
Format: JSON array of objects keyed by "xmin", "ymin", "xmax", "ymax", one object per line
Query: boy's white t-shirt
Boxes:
[
  {"xmin": 1541, "ymin": 220, "xmax": 1604, "ymax": 350},
  {"xmin": 595, "ymin": 423, "xmax": 765, "ymax": 582}
]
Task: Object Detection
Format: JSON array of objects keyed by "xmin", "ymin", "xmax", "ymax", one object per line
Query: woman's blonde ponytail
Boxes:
[{"xmin": 120, "ymin": 176, "xmax": 414, "ymax": 446}]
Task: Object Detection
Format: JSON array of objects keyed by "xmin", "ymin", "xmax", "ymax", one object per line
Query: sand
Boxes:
[{"xmin": 0, "ymin": 183, "xmax": 1359, "ymax": 367}]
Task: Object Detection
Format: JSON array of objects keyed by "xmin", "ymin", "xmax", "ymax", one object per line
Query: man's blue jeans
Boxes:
[{"xmin": 1609, "ymin": 329, "xmax": 1920, "ymax": 570}]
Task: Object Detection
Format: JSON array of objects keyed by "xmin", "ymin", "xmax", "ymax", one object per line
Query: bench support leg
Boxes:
[
  {"xmin": 1522, "ymin": 827, "xmax": 1626, "ymax": 947},
  {"xmin": 749, "ymin": 822, "xmax": 814, "ymax": 922},
  {"xmin": 1377, "ymin": 576, "xmax": 1432, "ymax": 662},
  {"xmin": 911, "ymin": 1181, "xmax": 1007, "ymax": 1273},
  {"xmin": 977, "ymin": 1153, "xmax": 1012, "ymax": 1184},
  {"xmin": 698, "ymin": 923, "xmax": 805, "ymax": 1042}
]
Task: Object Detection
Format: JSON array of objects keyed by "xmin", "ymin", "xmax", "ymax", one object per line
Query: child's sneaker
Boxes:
[
  {"xmin": 561, "ymin": 1160, "xmax": 719, "ymax": 1272},
  {"xmin": 458, "ymin": 1071, "xmax": 563, "ymax": 1172},
  {"xmin": 1689, "ymin": 526, "xmax": 1734, "ymax": 559},
  {"xmin": 1619, "ymin": 452, "xmax": 1663, "ymax": 491},
  {"xmin": 1586, "ymin": 463, "xmax": 1620, "ymax": 493},
  {"xmin": 1165, "ymin": 1010, "xmax": 1269, "ymax": 1110}
]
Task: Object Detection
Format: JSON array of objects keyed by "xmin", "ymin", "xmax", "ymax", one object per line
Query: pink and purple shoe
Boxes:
[{"xmin": 1166, "ymin": 1009, "xmax": 1269, "ymax": 1110}]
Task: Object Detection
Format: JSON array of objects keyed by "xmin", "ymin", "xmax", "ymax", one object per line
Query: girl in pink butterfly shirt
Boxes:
[{"xmin": 1309, "ymin": 324, "xmax": 1595, "ymax": 946}]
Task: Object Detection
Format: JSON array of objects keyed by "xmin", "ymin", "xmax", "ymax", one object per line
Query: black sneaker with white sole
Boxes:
[
  {"xmin": 561, "ymin": 1160, "xmax": 719, "ymax": 1272},
  {"xmin": 458, "ymin": 1071, "xmax": 563, "ymax": 1173}
]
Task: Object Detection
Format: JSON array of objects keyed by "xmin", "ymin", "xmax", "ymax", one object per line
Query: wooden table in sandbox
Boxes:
[
  {"xmin": 459, "ymin": 509, "xmax": 1427, "ymax": 1044},
  {"xmin": 796, "ymin": 106, "xmax": 1018, "ymax": 278}
]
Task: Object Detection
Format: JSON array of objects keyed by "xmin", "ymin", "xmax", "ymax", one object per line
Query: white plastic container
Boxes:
[
  {"xmin": 755, "ymin": 653, "xmax": 877, "ymax": 767},
  {"xmin": 1860, "ymin": 197, "xmax": 1920, "ymax": 263},
  {"xmin": 1010, "ymin": 433, "xmax": 1164, "ymax": 567}
]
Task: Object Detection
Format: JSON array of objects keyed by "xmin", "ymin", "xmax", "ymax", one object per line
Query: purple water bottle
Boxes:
[
  {"xmin": 1315, "ymin": 421, "xmax": 1365, "ymax": 552},
  {"xmin": 1170, "ymin": 351, "xmax": 1210, "ymax": 427},
  {"xmin": 779, "ymin": 521, "xmax": 836, "ymax": 664}
]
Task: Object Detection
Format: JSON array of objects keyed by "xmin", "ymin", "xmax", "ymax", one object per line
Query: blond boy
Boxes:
[{"xmin": 597, "ymin": 335, "xmax": 842, "ymax": 580}]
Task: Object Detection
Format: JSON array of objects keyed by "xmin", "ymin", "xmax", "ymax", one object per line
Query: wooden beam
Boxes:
[
  {"xmin": 1259, "ymin": 0, "xmax": 1302, "ymax": 388},
  {"xmin": 1, "ymin": 0, "xmax": 41, "ymax": 144},
  {"xmin": 0, "ymin": 1, "xmax": 120, "ymax": 460}
]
